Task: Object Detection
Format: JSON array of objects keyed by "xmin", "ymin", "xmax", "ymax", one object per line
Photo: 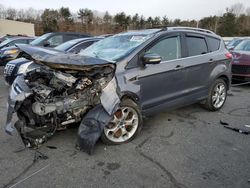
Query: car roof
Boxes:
[
  {"xmin": 67, "ymin": 37, "xmax": 104, "ymax": 43},
  {"xmin": 121, "ymin": 27, "xmax": 220, "ymax": 39},
  {"xmin": 46, "ymin": 32, "xmax": 91, "ymax": 37},
  {"xmin": 120, "ymin": 29, "xmax": 162, "ymax": 36},
  {"xmin": 8, "ymin": 36, "xmax": 35, "ymax": 40}
]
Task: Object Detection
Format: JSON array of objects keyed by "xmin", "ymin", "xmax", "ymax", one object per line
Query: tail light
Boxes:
[{"xmin": 225, "ymin": 52, "xmax": 232, "ymax": 59}]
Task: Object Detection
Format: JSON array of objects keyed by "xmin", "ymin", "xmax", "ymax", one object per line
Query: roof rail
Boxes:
[{"xmin": 166, "ymin": 27, "xmax": 216, "ymax": 35}]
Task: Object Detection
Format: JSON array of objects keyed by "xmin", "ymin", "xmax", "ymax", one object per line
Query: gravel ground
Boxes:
[{"xmin": 0, "ymin": 67, "xmax": 249, "ymax": 188}]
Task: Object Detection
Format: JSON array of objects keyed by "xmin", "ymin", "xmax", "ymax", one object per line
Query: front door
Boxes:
[{"xmin": 137, "ymin": 34, "xmax": 188, "ymax": 112}]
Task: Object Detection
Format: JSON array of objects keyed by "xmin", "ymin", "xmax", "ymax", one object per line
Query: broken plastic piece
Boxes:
[
  {"xmin": 77, "ymin": 105, "xmax": 112, "ymax": 154},
  {"xmin": 223, "ymin": 125, "xmax": 250, "ymax": 135},
  {"xmin": 220, "ymin": 120, "xmax": 229, "ymax": 126}
]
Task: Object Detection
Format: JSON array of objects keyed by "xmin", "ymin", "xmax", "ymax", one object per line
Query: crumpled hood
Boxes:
[{"xmin": 17, "ymin": 44, "xmax": 115, "ymax": 70}]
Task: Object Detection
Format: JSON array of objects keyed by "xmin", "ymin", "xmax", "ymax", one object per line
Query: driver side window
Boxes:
[{"xmin": 146, "ymin": 36, "xmax": 181, "ymax": 62}]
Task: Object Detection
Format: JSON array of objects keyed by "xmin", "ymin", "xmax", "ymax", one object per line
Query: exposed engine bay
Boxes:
[{"xmin": 5, "ymin": 58, "xmax": 120, "ymax": 154}]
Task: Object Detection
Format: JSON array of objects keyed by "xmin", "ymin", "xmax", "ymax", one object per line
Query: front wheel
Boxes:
[
  {"xmin": 101, "ymin": 99, "xmax": 143, "ymax": 145},
  {"xmin": 202, "ymin": 78, "xmax": 227, "ymax": 111}
]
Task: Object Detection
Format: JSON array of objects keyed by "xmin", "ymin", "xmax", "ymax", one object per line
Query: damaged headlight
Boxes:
[
  {"xmin": 3, "ymin": 49, "xmax": 19, "ymax": 56},
  {"xmin": 18, "ymin": 61, "xmax": 34, "ymax": 74}
]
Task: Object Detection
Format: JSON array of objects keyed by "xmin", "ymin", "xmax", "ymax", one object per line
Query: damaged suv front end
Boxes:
[
  {"xmin": 5, "ymin": 31, "xmax": 154, "ymax": 153},
  {"xmin": 5, "ymin": 53, "xmax": 120, "ymax": 153}
]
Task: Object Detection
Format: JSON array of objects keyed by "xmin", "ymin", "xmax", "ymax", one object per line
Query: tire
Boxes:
[
  {"xmin": 202, "ymin": 78, "xmax": 227, "ymax": 111},
  {"xmin": 101, "ymin": 99, "xmax": 143, "ymax": 145}
]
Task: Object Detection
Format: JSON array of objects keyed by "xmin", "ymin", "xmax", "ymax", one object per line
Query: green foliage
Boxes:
[
  {"xmin": 59, "ymin": 7, "xmax": 72, "ymax": 22},
  {"xmin": 114, "ymin": 12, "xmax": 130, "ymax": 29},
  {"xmin": 217, "ymin": 12, "xmax": 237, "ymax": 36},
  {"xmin": 41, "ymin": 9, "xmax": 59, "ymax": 32},
  {"xmin": 78, "ymin": 8, "xmax": 94, "ymax": 24}
]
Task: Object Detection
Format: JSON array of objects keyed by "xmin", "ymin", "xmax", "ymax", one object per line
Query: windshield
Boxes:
[
  {"xmin": 0, "ymin": 38, "xmax": 11, "ymax": 48},
  {"xmin": 79, "ymin": 31, "xmax": 157, "ymax": 62},
  {"xmin": 30, "ymin": 33, "xmax": 51, "ymax": 46},
  {"xmin": 55, "ymin": 38, "xmax": 86, "ymax": 51},
  {"xmin": 234, "ymin": 40, "xmax": 250, "ymax": 51}
]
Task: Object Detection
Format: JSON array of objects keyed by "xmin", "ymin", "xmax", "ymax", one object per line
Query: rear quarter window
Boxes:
[
  {"xmin": 207, "ymin": 37, "xmax": 220, "ymax": 52},
  {"xmin": 186, "ymin": 36, "xmax": 208, "ymax": 57}
]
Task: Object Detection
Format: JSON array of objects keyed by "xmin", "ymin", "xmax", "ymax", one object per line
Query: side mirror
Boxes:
[
  {"xmin": 43, "ymin": 41, "xmax": 50, "ymax": 47},
  {"xmin": 142, "ymin": 53, "xmax": 161, "ymax": 64},
  {"xmin": 228, "ymin": 47, "xmax": 234, "ymax": 51}
]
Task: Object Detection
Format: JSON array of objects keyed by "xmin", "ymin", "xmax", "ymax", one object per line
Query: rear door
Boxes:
[{"xmin": 182, "ymin": 33, "xmax": 217, "ymax": 98}]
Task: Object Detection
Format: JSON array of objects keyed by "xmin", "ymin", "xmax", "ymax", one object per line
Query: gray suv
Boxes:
[{"xmin": 5, "ymin": 27, "xmax": 232, "ymax": 152}]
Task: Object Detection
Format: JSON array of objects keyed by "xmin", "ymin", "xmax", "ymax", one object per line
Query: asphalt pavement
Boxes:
[{"xmin": 0, "ymin": 67, "xmax": 249, "ymax": 188}]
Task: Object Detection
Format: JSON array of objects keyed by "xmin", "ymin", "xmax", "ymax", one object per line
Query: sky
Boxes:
[{"xmin": 1, "ymin": 0, "xmax": 250, "ymax": 20}]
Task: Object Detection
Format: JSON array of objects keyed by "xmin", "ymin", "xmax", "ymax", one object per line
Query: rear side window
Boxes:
[
  {"xmin": 207, "ymin": 37, "xmax": 220, "ymax": 52},
  {"xmin": 186, "ymin": 36, "xmax": 208, "ymax": 56},
  {"xmin": 146, "ymin": 36, "xmax": 181, "ymax": 61}
]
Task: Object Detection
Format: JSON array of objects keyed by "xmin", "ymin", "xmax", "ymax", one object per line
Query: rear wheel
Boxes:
[
  {"xmin": 202, "ymin": 78, "xmax": 227, "ymax": 111},
  {"xmin": 101, "ymin": 99, "xmax": 143, "ymax": 145}
]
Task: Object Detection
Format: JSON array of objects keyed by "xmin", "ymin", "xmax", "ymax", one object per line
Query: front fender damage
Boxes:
[{"xmin": 77, "ymin": 78, "xmax": 120, "ymax": 154}]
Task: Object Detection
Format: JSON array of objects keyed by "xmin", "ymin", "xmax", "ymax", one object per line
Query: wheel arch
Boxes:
[
  {"xmin": 216, "ymin": 74, "xmax": 230, "ymax": 90},
  {"xmin": 120, "ymin": 92, "xmax": 141, "ymax": 105}
]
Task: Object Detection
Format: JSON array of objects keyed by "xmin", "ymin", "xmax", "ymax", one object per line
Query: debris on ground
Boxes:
[
  {"xmin": 220, "ymin": 120, "xmax": 229, "ymax": 126},
  {"xmin": 223, "ymin": 125, "xmax": 250, "ymax": 135},
  {"xmin": 46, "ymin": 146, "xmax": 57, "ymax": 150}
]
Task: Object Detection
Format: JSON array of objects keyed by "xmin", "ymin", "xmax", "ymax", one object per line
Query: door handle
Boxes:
[{"xmin": 174, "ymin": 65, "xmax": 184, "ymax": 70}]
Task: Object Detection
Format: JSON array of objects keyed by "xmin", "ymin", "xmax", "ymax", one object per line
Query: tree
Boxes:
[
  {"xmin": 139, "ymin": 16, "xmax": 146, "ymax": 29},
  {"xmin": 114, "ymin": 12, "xmax": 130, "ymax": 29},
  {"xmin": 217, "ymin": 11, "xmax": 237, "ymax": 36},
  {"xmin": 199, "ymin": 16, "xmax": 217, "ymax": 31},
  {"xmin": 152, "ymin": 16, "xmax": 161, "ymax": 27},
  {"xmin": 173, "ymin": 19, "xmax": 181, "ymax": 26},
  {"xmin": 41, "ymin": 9, "xmax": 59, "ymax": 32},
  {"xmin": 230, "ymin": 3, "xmax": 245, "ymax": 17},
  {"xmin": 78, "ymin": 8, "xmax": 93, "ymax": 31},
  {"xmin": 132, "ymin": 13, "xmax": 140, "ymax": 29},
  {"xmin": 162, "ymin": 16, "xmax": 169, "ymax": 26},
  {"xmin": 103, "ymin": 11, "xmax": 112, "ymax": 24},
  {"xmin": 80, "ymin": 9, "xmax": 93, "ymax": 24},
  {"xmin": 146, "ymin": 17, "xmax": 153, "ymax": 28},
  {"xmin": 59, "ymin": 7, "xmax": 72, "ymax": 22},
  {"xmin": 6, "ymin": 8, "xmax": 16, "ymax": 20}
]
